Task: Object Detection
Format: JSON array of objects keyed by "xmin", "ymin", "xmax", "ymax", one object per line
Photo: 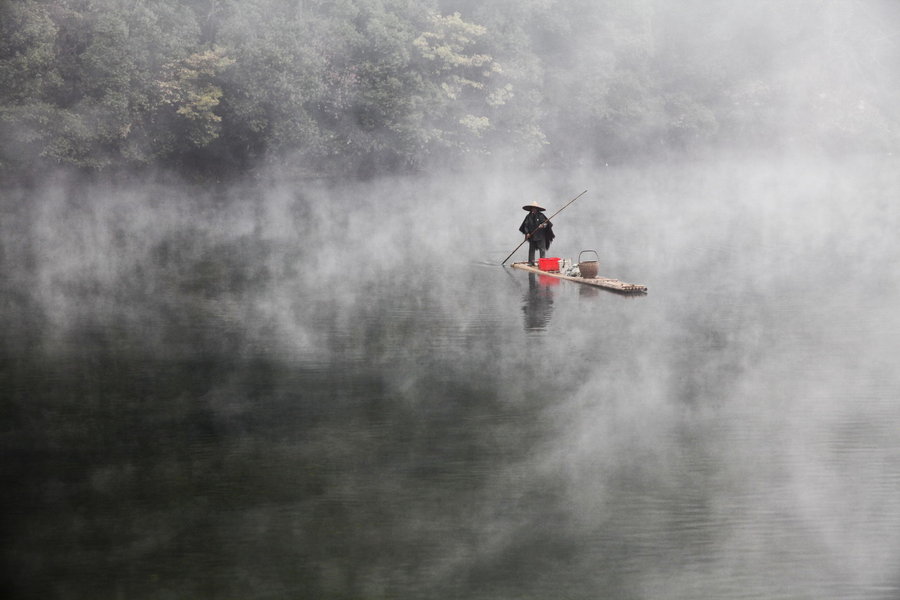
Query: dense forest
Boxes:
[{"xmin": 2, "ymin": 0, "xmax": 899, "ymax": 179}]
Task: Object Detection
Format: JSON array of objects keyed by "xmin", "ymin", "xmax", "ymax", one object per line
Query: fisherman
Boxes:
[{"xmin": 519, "ymin": 201, "xmax": 555, "ymax": 266}]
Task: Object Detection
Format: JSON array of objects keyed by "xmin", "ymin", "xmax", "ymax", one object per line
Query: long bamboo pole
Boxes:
[{"xmin": 500, "ymin": 190, "xmax": 588, "ymax": 265}]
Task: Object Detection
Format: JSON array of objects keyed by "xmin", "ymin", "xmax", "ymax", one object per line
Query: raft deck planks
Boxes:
[{"xmin": 511, "ymin": 262, "xmax": 648, "ymax": 294}]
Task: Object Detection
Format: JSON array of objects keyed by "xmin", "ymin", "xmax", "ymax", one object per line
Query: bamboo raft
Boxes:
[{"xmin": 511, "ymin": 261, "xmax": 648, "ymax": 294}]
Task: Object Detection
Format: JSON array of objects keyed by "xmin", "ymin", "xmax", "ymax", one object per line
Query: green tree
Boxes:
[
  {"xmin": 0, "ymin": 1, "xmax": 130, "ymax": 169},
  {"xmin": 0, "ymin": 0, "xmax": 62, "ymax": 170},
  {"xmin": 0, "ymin": 0, "xmax": 60, "ymax": 103},
  {"xmin": 412, "ymin": 11, "xmax": 504, "ymax": 147},
  {"xmin": 0, "ymin": 0, "xmax": 206, "ymax": 172},
  {"xmin": 158, "ymin": 46, "xmax": 235, "ymax": 147},
  {"xmin": 210, "ymin": 0, "xmax": 330, "ymax": 170},
  {"xmin": 330, "ymin": 0, "xmax": 435, "ymax": 173}
]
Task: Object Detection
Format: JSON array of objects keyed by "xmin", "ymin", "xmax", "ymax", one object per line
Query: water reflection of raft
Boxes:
[{"xmin": 511, "ymin": 262, "xmax": 648, "ymax": 294}]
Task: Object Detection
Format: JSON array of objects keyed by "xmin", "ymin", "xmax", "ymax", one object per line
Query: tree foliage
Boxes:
[
  {"xmin": 158, "ymin": 46, "xmax": 234, "ymax": 146},
  {"xmin": 1, "ymin": 0, "xmax": 898, "ymax": 178}
]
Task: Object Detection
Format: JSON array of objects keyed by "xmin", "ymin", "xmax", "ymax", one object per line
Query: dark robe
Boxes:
[{"xmin": 519, "ymin": 211, "xmax": 555, "ymax": 249}]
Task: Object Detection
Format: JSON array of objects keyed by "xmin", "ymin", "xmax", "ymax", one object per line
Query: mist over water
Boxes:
[{"xmin": 2, "ymin": 154, "xmax": 900, "ymax": 598}]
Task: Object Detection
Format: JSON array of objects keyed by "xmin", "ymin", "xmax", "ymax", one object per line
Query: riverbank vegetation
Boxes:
[{"xmin": 2, "ymin": 0, "xmax": 898, "ymax": 180}]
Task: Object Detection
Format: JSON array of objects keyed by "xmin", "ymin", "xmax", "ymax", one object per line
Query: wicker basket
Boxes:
[{"xmin": 578, "ymin": 250, "xmax": 599, "ymax": 279}]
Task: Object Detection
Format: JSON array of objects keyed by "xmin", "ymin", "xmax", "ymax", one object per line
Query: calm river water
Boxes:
[{"xmin": 2, "ymin": 158, "xmax": 900, "ymax": 599}]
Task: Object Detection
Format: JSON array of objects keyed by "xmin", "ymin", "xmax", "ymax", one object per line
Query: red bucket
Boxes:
[{"xmin": 538, "ymin": 257, "xmax": 560, "ymax": 271}]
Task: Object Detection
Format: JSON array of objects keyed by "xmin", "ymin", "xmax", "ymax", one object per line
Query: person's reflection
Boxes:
[{"xmin": 522, "ymin": 272, "xmax": 555, "ymax": 330}]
